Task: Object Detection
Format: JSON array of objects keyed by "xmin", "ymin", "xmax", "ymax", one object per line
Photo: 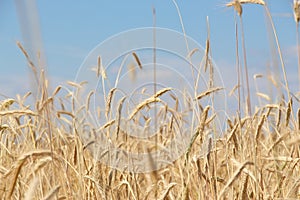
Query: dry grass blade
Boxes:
[
  {"xmin": 229, "ymin": 84, "xmax": 240, "ymax": 97},
  {"xmin": 132, "ymin": 52, "xmax": 142, "ymax": 69},
  {"xmin": 16, "ymin": 41, "xmax": 38, "ymax": 79},
  {"xmin": 286, "ymin": 136, "xmax": 300, "ymax": 145},
  {"xmin": 196, "ymin": 87, "xmax": 223, "ymax": 100},
  {"xmin": 24, "ymin": 177, "xmax": 39, "ymax": 200},
  {"xmin": 158, "ymin": 183, "xmax": 177, "ymax": 200},
  {"xmin": 286, "ymin": 176, "xmax": 300, "ymax": 198},
  {"xmin": 218, "ymin": 161, "xmax": 254, "ymax": 199},
  {"xmin": 262, "ymin": 156, "xmax": 299, "ymax": 162},
  {"xmin": 43, "ymin": 185, "xmax": 61, "ymax": 200},
  {"xmin": 187, "ymin": 48, "xmax": 199, "ymax": 58}
]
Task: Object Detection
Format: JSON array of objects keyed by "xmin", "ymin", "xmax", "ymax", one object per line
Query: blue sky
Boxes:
[{"xmin": 0, "ymin": 0, "xmax": 298, "ymax": 111}]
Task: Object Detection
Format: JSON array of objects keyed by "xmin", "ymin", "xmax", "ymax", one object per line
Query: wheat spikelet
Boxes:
[
  {"xmin": 256, "ymin": 92, "xmax": 271, "ymax": 101},
  {"xmin": 105, "ymin": 88, "xmax": 117, "ymax": 118},
  {"xmin": 153, "ymin": 87, "xmax": 172, "ymax": 98},
  {"xmin": 115, "ymin": 96, "xmax": 126, "ymax": 137},
  {"xmin": 196, "ymin": 87, "xmax": 223, "ymax": 100},
  {"xmin": 56, "ymin": 110, "xmax": 75, "ymax": 118},
  {"xmin": 227, "ymin": 0, "xmax": 265, "ymax": 6},
  {"xmin": 241, "ymin": 174, "xmax": 249, "ymax": 200},
  {"xmin": 97, "ymin": 55, "xmax": 101, "ymax": 77},
  {"xmin": 297, "ymin": 108, "xmax": 300, "ymax": 130},
  {"xmin": 226, "ymin": 122, "xmax": 239, "ymax": 150},
  {"xmin": 253, "ymin": 73, "xmax": 263, "ymax": 79},
  {"xmin": 0, "ymin": 110, "xmax": 36, "ymax": 116},
  {"xmin": 67, "ymin": 81, "xmax": 82, "ymax": 89},
  {"xmin": 294, "ymin": 0, "xmax": 300, "ymax": 23},
  {"xmin": 276, "ymin": 107, "xmax": 282, "ymax": 130},
  {"xmin": 239, "ymin": 0, "xmax": 265, "ymax": 5},
  {"xmin": 226, "ymin": 0, "xmax": 243, "ymax": 15},
  {"xmin": 0, "ymin": 99, "xmax": 15, "ymax": 110},
  {"xmin": 128, "ymin": 88, "xmax": 171, "ymax": 120},
  {"xmin": 204, "ymin": 38, "xmax": 210, "ymax": 72},
  {"xmin": 128, "ymin": 97, "xmax": 161, "ymax": 120},
  {"xmin": 52, "ymin": 85, "xmax": 62, "ymax": 96},
  {"xmin": 255, "ymin": 115, "xmax": 265, "ymax": 141},
  {"xmin": 185, "ymin": 106, "xmax": 210, "ymax": 165},
  {"xmin": 100, "ymin": 119, "xmax": 115, "ymax": 130},
  {"xmin": 132, "ymin": 52, "xmax": 142, "ymax": 69},
  {"xmin": 90, "ymin": 55, "xmax": 106, "ymax": 79},
  {"xmin": 227, "ymin": 0, "xmax": 265, "ymax": 16},
  {"xmin": 286, "ymin": 98, "xmax": 292, "ymax": 127}
]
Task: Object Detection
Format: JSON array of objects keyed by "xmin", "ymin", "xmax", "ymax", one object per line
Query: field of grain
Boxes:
[{"xmin": 1, "ymin": 1, "xmax": 300, "ymax": 199}]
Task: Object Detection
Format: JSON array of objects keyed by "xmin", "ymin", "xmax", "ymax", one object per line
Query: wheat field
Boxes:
[{"xmin": 1, "ymin": 1, "xmax": 300, "ymax": 199}]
